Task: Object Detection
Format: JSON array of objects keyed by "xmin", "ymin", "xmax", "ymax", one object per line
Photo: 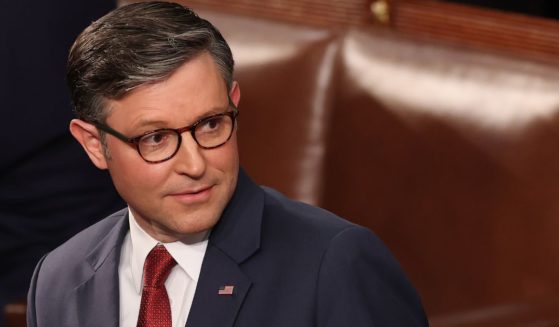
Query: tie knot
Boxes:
[{"xmin": 143, "ymin": 245, "xmax": 177, "ymax": 288}]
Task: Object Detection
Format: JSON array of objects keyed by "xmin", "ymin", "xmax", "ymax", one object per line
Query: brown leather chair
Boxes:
[{"xmin": 196, "ymin": 7, "xmax": 559, "ymax": 326}]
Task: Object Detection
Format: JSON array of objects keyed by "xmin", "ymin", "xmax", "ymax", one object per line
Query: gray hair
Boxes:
[{"xmin": 67, "ymin": 1, "xmax": 234, "ymax": 123}]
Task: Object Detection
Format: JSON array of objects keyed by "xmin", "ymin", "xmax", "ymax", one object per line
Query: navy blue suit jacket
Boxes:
[{"xmin": 27, "ymin": 169, "xmax": 428, "ymax": 326}]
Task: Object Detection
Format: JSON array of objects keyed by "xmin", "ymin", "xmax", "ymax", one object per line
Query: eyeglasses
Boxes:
[{"xmin": 91, "ymin": 106, "xmax": 238, "ymax": 164}]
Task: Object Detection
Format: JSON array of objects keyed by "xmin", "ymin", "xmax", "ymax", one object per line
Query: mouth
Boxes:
[{"xmin": 168, "ymin": 185, "xmax": 214, "ymax": 204}]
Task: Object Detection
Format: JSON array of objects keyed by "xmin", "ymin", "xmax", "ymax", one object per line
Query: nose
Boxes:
[{"xmin": 172, "ymin": 133, "xmax": 207, "ymax": 178}]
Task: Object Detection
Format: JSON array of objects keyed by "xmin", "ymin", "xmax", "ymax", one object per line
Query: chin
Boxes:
[{"xmin": 173, "ymin": 212, "xmax": 221, "ymax": 235}]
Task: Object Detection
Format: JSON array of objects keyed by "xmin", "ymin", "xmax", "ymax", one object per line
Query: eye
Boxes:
[
  {"xmin": 198, "ymin": 116, "xmax": 224, "ymax": 133},
  {"xmin": 139, "ymin": 130, "xmax": 173, "ymax": 146}
]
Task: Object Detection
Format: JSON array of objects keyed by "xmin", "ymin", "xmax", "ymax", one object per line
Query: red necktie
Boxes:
[{"xmin": 137, "ymin": 245, "xmax": 177, "ymax": 327}]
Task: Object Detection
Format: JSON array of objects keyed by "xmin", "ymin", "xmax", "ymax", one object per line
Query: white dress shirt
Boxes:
[{"xmin": 118, "ymin": 209, "xmax": 209, "ymax": 327}]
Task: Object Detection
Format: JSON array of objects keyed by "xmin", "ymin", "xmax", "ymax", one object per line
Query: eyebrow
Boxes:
[{"xmin": 129, "ymin": 104, "xmax": 231, "ymax": 132}]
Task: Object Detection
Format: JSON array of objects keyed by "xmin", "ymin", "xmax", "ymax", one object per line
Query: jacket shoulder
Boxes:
[
  {"xmin": 261, "ymin": 186, "xmax": 358, "ymax": 237},
  {"xmin": 260, "ymin": 187, "xmax": 428, "ymax": 326},
  {"xmin": 33, "ymin": 208, "xmax": 128, "ymax": 286},
  {"xmin": 27, "ymin": 208, "xmax": 128, "ymax": 326},
  {"xmin": 48, "ymin": 208, "xmax": 127, "ymax": 261}
]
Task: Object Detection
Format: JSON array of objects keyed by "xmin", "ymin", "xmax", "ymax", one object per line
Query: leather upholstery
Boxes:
[{"xmin": 197, "ymin": 8, "xmax": 559, "ymax": 326}]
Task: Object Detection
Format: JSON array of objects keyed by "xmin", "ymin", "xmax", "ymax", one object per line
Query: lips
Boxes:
[{"xmin": 168, "ymin": 185, "xmax": 214, "ymax": 203}]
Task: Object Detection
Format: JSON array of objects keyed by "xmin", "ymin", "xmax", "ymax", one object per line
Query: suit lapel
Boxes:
[
  {"xmin": 68, "ymin": 169, "xmax": 263, "ymax": 327},
  {"xmin": 185, "ymin": 245, "xmax": 252, "ymax": 327},
  {"xmin": 73, "ymin": 210, "xmax": 129, "ymax": 327},
  {"xmin": 186, "ymin": 169, "xmax": 264, "ymax": 327}
]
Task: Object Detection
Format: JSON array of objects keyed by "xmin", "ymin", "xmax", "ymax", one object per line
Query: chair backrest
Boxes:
[{"xmin": 199, "ymin": 8, "xmax": 559, "ymax": 322}]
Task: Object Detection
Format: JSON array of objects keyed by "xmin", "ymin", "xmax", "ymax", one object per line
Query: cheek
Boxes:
[
  {"xmin": 107, "ymin": 152, "xmax": 170, "ymax": 200},
  {"xmin": 220, "ymin": 142, "xmax": 240, "ymax": 196},
  {"xmin": 208, "ymin": 140, "xmax": 239, "ymax": 175}
]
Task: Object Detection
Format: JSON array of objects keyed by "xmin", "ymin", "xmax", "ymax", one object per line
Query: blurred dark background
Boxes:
[
  {"xmin": 442, "ymin": 0, "xmax": 559, "ymax": 20},
  {"xmin": 0, "ymin": 1, "xmax": 124, "ymax": 326}
]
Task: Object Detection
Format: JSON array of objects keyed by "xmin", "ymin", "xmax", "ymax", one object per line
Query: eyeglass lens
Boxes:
[{"xmin": 138, "ymin": 113, "xmax": 235, "ymax": 162}]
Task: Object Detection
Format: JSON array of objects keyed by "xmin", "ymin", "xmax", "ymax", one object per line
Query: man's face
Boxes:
[{"xmin": 98, "ymin": 53, "xmax": 239, "ymax": 242}]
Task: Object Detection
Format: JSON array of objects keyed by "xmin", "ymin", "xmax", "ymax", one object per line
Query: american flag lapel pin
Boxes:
[{"xmin": 218, "ymin": 285, "xmax": 235, "ymax": 295}]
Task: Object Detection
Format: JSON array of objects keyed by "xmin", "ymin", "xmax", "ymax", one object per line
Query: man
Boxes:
[{"xmin": 27, "ymin": 2, "xmax": 428, "ymax": 326}]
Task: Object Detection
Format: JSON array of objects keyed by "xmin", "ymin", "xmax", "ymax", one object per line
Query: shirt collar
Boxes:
[{"xmin": 128, "ymin": 208, "xmax": 209, "ymax": 293}]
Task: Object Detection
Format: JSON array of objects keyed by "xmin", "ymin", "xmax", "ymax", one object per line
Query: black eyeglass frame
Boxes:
[{"xmin": 90, "ymin": 105, "xmax": 239, "ymax": 164}]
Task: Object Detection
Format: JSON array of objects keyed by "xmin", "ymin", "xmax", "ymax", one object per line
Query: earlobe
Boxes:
[
  {"xmin": 69, "ymin": 119, "xmax": 109, "ymax": 170},
  {"xmin": 229, "ymin": 81, "xmax": 241, "ymax": 108}
]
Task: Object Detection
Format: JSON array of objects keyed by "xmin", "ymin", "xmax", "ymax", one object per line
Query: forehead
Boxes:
[{"xmin": 106, "ymin": 52, "xmax": 228, "ymax": 129}]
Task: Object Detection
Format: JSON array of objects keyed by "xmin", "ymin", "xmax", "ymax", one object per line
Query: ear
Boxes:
[
  {"xmin": 229, "ymin": 81, "xmax": 241, "ymax": 108},
  {"xmin": 69, "ymin": 119, "xmax": 109, "ymax": 170}
]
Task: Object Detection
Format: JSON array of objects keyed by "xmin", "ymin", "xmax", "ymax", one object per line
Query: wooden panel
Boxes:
[
  {"xmin": 120, "ymin": 0, "xmax": 559, "ymax": 65},
  {"xmin": 4, "ymin": 302, "xmax": 26, "ymax": 327},
  {"xmin": 392, "ymin": 0, "xmax": 559, "ymax": 64},
  {"xmin": 120, "ymin": 0, "xmax": 378, "ymax": 27}
]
